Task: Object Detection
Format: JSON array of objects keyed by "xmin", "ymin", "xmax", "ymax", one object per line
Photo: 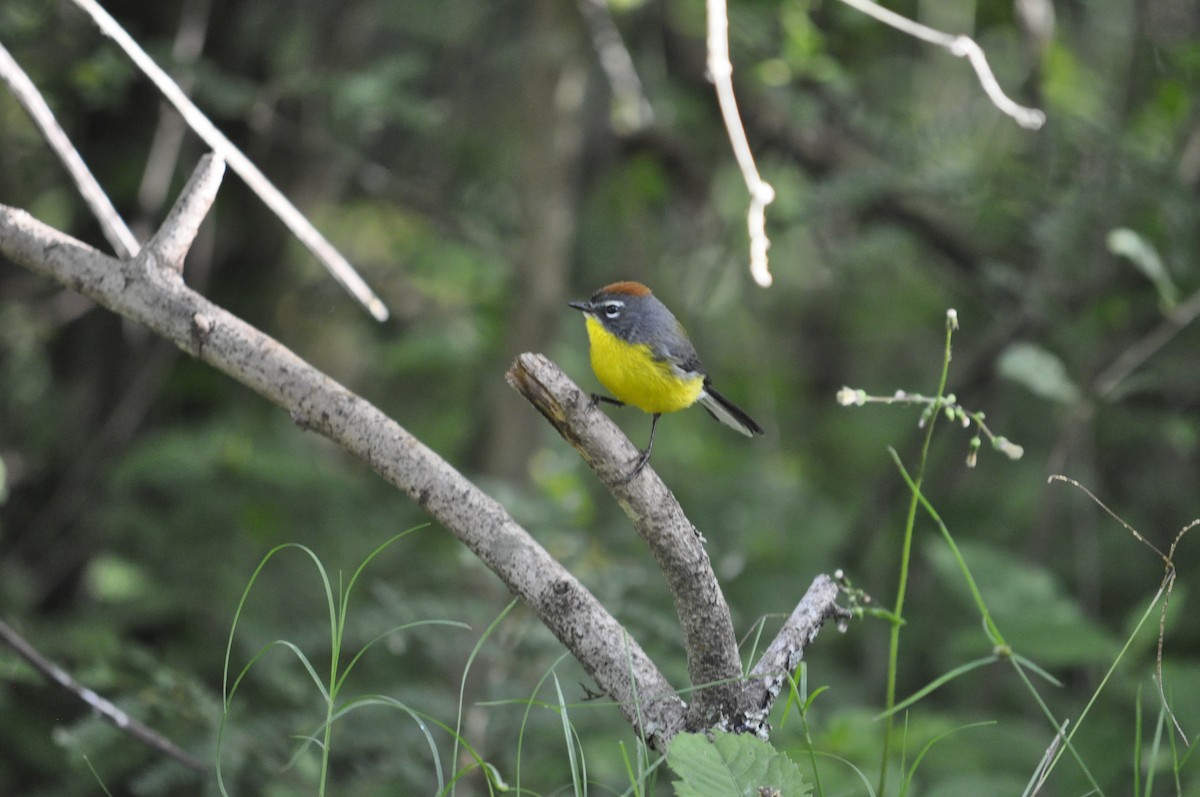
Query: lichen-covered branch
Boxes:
[
  {"xmin": 507, "ymin": 353, "xmax": 847, "ymax": 733},
  {"xmin": 0, "ymin": 157, "xmax": 686, "ymax": 749}
]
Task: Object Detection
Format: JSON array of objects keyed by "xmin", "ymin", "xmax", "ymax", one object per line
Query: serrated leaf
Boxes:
[
  {"xmin": 996, "ymin": 342, "xmax": 1081, "ymax": 404},
  {"xmin": 668, "ymin": 731, "xmax": 811, "ymax": 797}
]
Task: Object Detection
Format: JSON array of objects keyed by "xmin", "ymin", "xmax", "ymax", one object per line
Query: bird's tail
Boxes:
[{"xmin": 698, "ymin": 385, "xmax": 764, "ymax": 438}]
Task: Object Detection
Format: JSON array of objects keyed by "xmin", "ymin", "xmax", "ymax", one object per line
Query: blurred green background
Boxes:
[{"xmin": 1, "ymin": 0, "xmax": 1199, "ymax": 793}]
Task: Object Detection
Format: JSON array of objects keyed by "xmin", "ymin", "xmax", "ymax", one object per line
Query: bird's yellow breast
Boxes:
[{"xmin": 583, "ymin": 315, "xmax": 704, "ymax": 414}]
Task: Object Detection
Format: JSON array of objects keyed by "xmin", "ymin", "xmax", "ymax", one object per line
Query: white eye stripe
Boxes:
[{"xmin": 602, "ymin": 300, "xmax": 624, "ymax": 317}]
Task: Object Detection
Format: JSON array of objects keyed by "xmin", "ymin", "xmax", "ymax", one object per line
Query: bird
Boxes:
[{"xmin": 567, "ymin": 280, "xmax": 763, "ymax": 481}]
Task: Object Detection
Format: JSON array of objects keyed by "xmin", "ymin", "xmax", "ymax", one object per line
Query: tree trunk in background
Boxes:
[{"xmin": 481, "ymin": 0, "xmax": 588, "ymax": 481}]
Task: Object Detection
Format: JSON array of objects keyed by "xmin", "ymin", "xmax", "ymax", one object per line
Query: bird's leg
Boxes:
[
  {"xmin": 590, "ymin": 393, "xmax": 625, "ymax": 408},
  {"xmin": 617, "ymin": 413, "xmax": 660, "ymax": 484}
]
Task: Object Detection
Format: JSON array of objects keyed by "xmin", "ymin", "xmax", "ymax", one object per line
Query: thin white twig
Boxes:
[
  {"xmin": 837, "ymin": 0, "xmax": 1047, "ymax": 130},
  {"xmin": 706, "ymin": 0, "xmax": 776, "ymax": 288},
  {"xmin": 0, "ymin": 38, "xmax": 141, "ymax": 258},
  {"xmin": 69, "ymin": 0, "xmax": 391, "ymax": 321}
]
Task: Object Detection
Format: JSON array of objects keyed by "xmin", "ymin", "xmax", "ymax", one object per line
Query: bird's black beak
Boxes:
[{"xmin": 567, "ymin": 300, "xmax": 592, "ymax": 313}]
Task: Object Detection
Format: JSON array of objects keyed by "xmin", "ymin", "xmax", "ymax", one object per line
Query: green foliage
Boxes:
[
  {"xmin": 925, "ymin": 540, "xmax": 1119, "ymax": 666},
  {"xmin": 3, "ymin": 0, "xmax": 1200, "ymax": 794},
  {"xmin": 667, "ymin": 731, "xmax": 811, "ymax": 797},
  {"xmin": 997, "ymin": 343, "xmax": 1082, "ymax": 405},
  {"xmin": 216, "ymin": 530, "xmax": 470, "ymax": 796}
]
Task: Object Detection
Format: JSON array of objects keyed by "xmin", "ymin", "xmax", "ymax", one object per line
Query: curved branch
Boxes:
[
  {"xmin": 706, "ymin": 0, "xmax": 776, "ymax": 287},
  {"xmin": 507, "ymin": 353, "xmax": 848, "ymax": 733},
  {"xmin": 0, "ymin": 159, "xmax": 686, "ymax": 749},
  {"xmin": 508, "ymin": 353, "xmax": 741, "ymax": 728},
  {"xmin": 836, "ymin": 0, "xmax": 1045, "ymax": 129},
  {"xmin": 741, "ymin": 574, "xmax": 847, "ymax": 732},
  {"xmin": 2, "ymin": 153, "xmax": 849, "ymax": 750}
]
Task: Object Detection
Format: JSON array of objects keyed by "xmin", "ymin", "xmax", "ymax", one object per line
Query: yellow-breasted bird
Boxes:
[{"xmin": 568, "ymin": 281, "xmax": 763, "ymax": 481}]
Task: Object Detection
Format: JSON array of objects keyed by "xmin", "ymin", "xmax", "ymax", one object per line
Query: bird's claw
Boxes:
[{"xmin": 615, "ymin": 447, "xmax": 652, "ymax": 484}]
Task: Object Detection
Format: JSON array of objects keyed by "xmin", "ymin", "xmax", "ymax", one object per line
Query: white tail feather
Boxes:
[{"xmin": 698, "ymin": 389, "xmax": 760, "ymax": 437}]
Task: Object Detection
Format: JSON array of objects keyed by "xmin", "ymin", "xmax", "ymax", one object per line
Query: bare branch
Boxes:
[
  {"xmin": 0, "ymin": 617, "xmax": 206, "ymax": 771},
  {"xmin": 740, "ymin": 574, "xmax": 848, "ymax": 735},
  {"xmin": 138, "ymin": 153, "xmax": 225, "ymax": 274},
  {"xmin": 0, "ymin": 185, "xmax": 687, "ymax": 749},
  {"xmin": 507, "ymin": 353, "xmax": 845, "ymax": 732},
  {"xmin": 68, "ymin": 0, "xmax": 390, "ymax": 321},
  {"xmin": 0, "ymin": 38, "xmax": 140, "ymax": 258},
  {"xmin": 706, "ymin": 0, "xmax": 776, "ymax": 288},
  {"xmin": 507, "ymin": 353, "xmax": 742, "ymax": 724},
  {"xmin": 3, "ymin": 163, "xmax": 849, "ymax": 749},
  {"xmin": 837, "ymin": 0, "xmax": 1047, "ymax": 130}
]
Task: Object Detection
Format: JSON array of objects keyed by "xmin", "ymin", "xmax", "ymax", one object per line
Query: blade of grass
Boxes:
[
  {"xmin": 786, "ymin": 663, "xmax": 829, "ymax": 797},
  {"xmin": 739, "ymin": 614, "xmax": 771, "ymax": 677},
  {"xmin": 451, "ymin": 599, "xmax": 517, "ymax": 797},
  {"xmin": 221, "ymin": 543, "xmax": 333, "ymax": 704},
  {"xmin": 335, "ymin": 619, "xmax": 470, "ymax": 694},
  {"xmin": 82, "ymin": 755, "xmax": 115, "ymax": 797},
  {"xmin": 1035, "ymin": 581, "xmax": 1169, "ymax": 789},
  {"xmin": 875, "ymin": 655, "xmax": 1000, "ymax": 720},
  {"xmin": 515, "ymin": 651, "xmax": 572, "ymax": 795},
  {"xmin": 335, "ymin": 695, "xmax": 447, "ymax": 793},
  {"xmin": 1167, "ymin": 685, "xmax": 1187, "ymax": 793},
  {"xmin": 1010, "ymin": 658, "xmax": 1103, "ymax": 796},
  {"xmin": 218, "ymin": 543, "xmax": 334, "ymax": 797},
  {"xmin": 1144, "ymin": 696, "xmax": 1167, "ymax": 797},
  {"xmin": 887, "ymin": 449, "xmax": 1005, "ymax": 648},
  {"xmin": 1010, "ymin": 654, "xmax": 1063, "ymax": 688},
  {"xmin": 619, "ymin": 739, "xmax": 642, "ymax": 797},
  {"xmin": 899, "ymin": 721, "xmax": 997, "ymax": 797},
  {"xmin": 554, "ymin": 672, "xmax": 586, "ymax": 797},
  {"xmin": 219, "ymin": 530, "xmax": 437, "ymax": 796},
  {"xmin": 805, "ymin": 751, "xmax": 877, "ymax": 796}
]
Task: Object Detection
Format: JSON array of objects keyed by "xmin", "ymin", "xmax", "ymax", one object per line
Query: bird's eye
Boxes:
[{"xmin": 603, "ymin": 303, "xmax": 622, "ymax": 319}]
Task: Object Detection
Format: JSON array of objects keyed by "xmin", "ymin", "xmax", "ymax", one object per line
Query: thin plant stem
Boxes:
[
  {"xmin": 877, "ymin": 311, "xmax": 957, "ymax": 796},
  {"xmin": 887, "ymin": 450, "xmax": 1006, "ymax": 647},
  {"xmin": 1036, "ymin": 582, "xmax": 1168, "ymax": 790},
  {"xmin": 1133, "ymin": 685, "xmax": 1143, "ymax": 797},
  {"xmin": 1011, "ymin": 658, "xmax": 1103, "ymax": 796}
]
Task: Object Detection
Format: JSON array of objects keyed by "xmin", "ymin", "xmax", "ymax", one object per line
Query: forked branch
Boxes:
[
  {"xmin": 0, "ymin": 155, "xmax": 685, "ymax": 750},
  {"xmin": 2, "ymin": 153, "xmax": 847, "ymax": 752},
  {"xmin": 507, "ymin": 352, "xmax": 848, "ymax": 736}
]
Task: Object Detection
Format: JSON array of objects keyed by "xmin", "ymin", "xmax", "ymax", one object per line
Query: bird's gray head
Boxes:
[{"xmin": 568, "ymin": 281, "xmax": 682, "ymax": 346}]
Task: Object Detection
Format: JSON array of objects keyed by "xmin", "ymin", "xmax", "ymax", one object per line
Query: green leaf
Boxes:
[
  {"xmin": 877, "ymin": 656, "xmax": 1000, "ymax": 719},
  {"xmin": 1107, "ymin": 227, "xmax": 1178, "ymax": 311},
  {"xmin": 668, "ymin": 731, "xmax": 811, "ymax": 797},
  {"xmin": 996, "ymin": 342, "xmax": 1081, "ymax": 404},
  {"xmin": 925, "ymin": 541, "xmax": 1119, "ymax": 666}
]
